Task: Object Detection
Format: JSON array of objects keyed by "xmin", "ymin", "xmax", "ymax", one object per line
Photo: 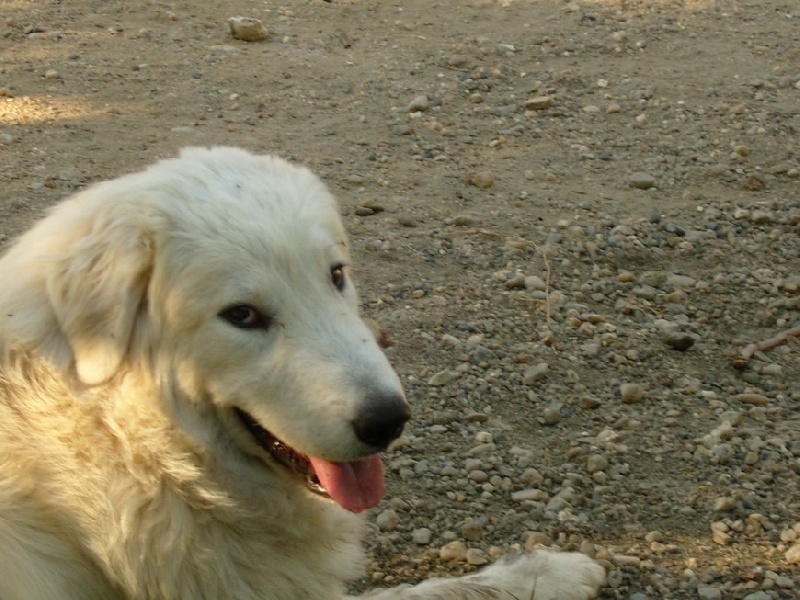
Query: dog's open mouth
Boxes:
[
  {"xmin": 233, "ymin": 407, "xmax": 385, "ymax": 513},
  {"xmin": 234, "ymin": 407, "xmax": 327, "ymax": 495}
]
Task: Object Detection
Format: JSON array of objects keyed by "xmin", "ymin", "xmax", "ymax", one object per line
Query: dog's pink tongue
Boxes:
[{"xmin": 308, "ymin": 455, "xmax": 385, "ymax": 513}]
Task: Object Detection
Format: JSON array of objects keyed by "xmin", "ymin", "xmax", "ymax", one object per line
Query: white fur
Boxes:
[{"xmin": 0, "ymin": 147, "xmax": 605, "ymax": 599}]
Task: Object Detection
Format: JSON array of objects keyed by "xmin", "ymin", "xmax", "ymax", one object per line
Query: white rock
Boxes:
[
  {"xmin": 475, "ymin": 431, "xmax": 493, "ymax": 443},
  {"xmin": 439, "ymin": 540, "xmax": 468, "ymax": 562},
  {"xmin": 428, "ymin": 370, "xmax": 455, "ymax": 386},
  {"xmin": 629, "ymin": 172, "xmax": 656, "ymax": 190},
  {"xmin": 466, "ymin": 548, "xmax": 489, "ymax": 566},
  {"xmin": 412, "ymin": 527, "xmax": 432, "ymax": 544},
  {"xmin": 665, "ymin": 273, "xmax": 697, "ymax": 289},
  {"xmin": 586, "ymin": 454, "xmax": 608, "ymax": 474},
  {"xmin": 697, "ymin": 586, "xmax": 722, "ymax": 600},
  {"xmin": 620, "ymin": 383, "xmax": 645, "ymax": 403},
  {"xmin": 524, "ymin": 96, "xmax": 555, "ymax": 110},
  {"xmin": 511, "ymin": 488, "xmax": 548, "ymax": 502},
  {"xmin": 613, "ymin": 554, "xmax": 641, "ymax": 567},
  {"xmin": 406, "ymin": 94, "xmax": 430, "ymax": 112},
  {"xmin": 786, "ymin": 542, "xmax": 800, "ymax": 564},
  {"xmin": 468, "ymin": 470, "xmax": 488, "ymax": 483},
  {"xmin": 524, "ymin": 275, "xmax": 547, "ymax": 291},
  {"xmin": 523, "ymin": 362, "xmax": 549, "ymax": 384},
  {"xmin": 440, "ymin": 334, "xmax": 461, "ymax": 347},
  {"xmin": 228, "ymin": 16, "xmax": 269, "ymax": 42},
  {"xmin": 376, "ymin": 509, "xmax": 399, "ymax": 531}
]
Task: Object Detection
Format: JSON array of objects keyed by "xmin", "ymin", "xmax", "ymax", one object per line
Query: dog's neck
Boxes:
[{"xmin": 0, "ymin": 352, "xmax": 368, "ymax": 598}]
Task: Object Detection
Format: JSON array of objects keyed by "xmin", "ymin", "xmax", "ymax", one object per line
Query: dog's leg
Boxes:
[{"xmin": 349, "ymin": 550, "xmax": 605, "ymax": 600}]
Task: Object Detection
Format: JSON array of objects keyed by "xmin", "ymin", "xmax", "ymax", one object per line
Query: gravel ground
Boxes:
[
  {"xmin": 1, "ymin": 0, "xmax": 799, "ymax": 598},
  {"xmin": 353, "ymin": 196, "xmax": 800, "ymax": 599}
]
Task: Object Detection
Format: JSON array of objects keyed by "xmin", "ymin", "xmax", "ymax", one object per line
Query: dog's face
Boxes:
[{"xmin": 37, "ymin": 148, "xmax": 409, "ymax": 513}]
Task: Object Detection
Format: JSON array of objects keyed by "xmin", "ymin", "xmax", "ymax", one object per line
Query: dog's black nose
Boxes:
[{"xmin": 353, "ymin": 393, "xmax": 411, "ymax": 450}]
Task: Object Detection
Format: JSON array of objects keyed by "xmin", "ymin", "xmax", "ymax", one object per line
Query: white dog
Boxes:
[{"xmin": 0, "ymin": 147, "xmax": 605, "ymax": 600}]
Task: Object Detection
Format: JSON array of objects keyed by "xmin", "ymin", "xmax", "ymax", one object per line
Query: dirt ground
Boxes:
[{"xmin": 1, "ymin": 0, "xmax": 799, "ymax": 598}]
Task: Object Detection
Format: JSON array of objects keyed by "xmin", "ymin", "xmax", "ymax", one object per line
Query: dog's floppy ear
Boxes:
[{"xmin": 45, "ymin": 199, "xmax": 155, "ymax": 385}]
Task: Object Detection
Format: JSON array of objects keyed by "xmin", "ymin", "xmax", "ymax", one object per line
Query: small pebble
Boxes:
[
  {"xmin": 407, "ymin": 95, "xmax": 430, "ymax": 113},
  {"xmin": 735, "ymin": 393, "xmax": 769, "ymax": 406},
  {"xmin": 525, "ymin": 532, "xmax": 551, "ymax": 549},
  {"xmin": 664, "ymin": 332, "xmax": 697, "ymax": 352},
  {"xmin": 586, "ymin": 454, "xmax": 608, "ymax": 474},
  {"xmin": 713, "ymin": 497, "xmax": 735, "ymax": 512},
  {"xmin": 786, "ymin": 543, "xmax": 800, "ymax": 564},
  {"xmin": 397, "ymin": 214, "xmax": 418, "ymax": 227},
  {"xmin": 228, "ymin": 16, "xmax": 269, "ymax": 42},
  {"xmin": 620, "ymin": 383, "xmax": 645, "ymax": 403},
  {"xmin": 613, "ymin": 554, "xmax": 641, "ymax": 567},
  {"xmin": 523, "ymin": 362, "xmax": 549, "ymax": 384},
  {"xmin": 460, "ymin": 519, "xmax": 485, "ymax": 540},
  {"xmin": 376, "ymin": 509, "xmax": 399, "ymax": 531},
  {"xmin": 542, "ymin": 406, "xmax": 561, "ymax": 426},
  {"xmin": 749, "ymin": 210, "xmax": 773, "ymax": 225},
  {"xmin": 467, "ymin": 171, "xmax": 495, "ymax": 189},
  {"xmin": 412, "ymin": 527, "xmax": 432, "ymax": 544},
  {"xmin": 360, "ymin": 200, "xmax": 385, "ymax": 213},
  {"xmin": 512, "ymin": 489, "xmax": 548, "ymax": 502},
  {"xmin": 451, "ymin": 214, "xmax": 474, "ymax": 226},
  {"xmin": 439, "ymin": 541, "xmax": 468, "ymax": 562},
  {"xmin": 697, "ymin": 587, "xmax": 723, "ymax": 600},
  {"xmin": 580, "ymin": 395, "xmax": 602, "ymax": 409},
  {"xmin": 629, "ymin": 172, "xmax": 656, "ymax": 190},
  {"xmin": 524, "ymin": 96, "xmax": 555, "ymax": 110},
  {"xmin": 428, "ymin": 370, "xmax": 455, "ymax": 386},
  {"xmin": 466, "ymin": 548, "xmax": 489, "ymax": 566},
  {"xmin": 525, "ymin": 275, "xmax": 547, "ymax": 291}
]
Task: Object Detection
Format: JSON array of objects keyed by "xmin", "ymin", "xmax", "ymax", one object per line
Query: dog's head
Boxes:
[{"xmin": 6, "ymin": 147, "xmax": 409, "ymax": 513}]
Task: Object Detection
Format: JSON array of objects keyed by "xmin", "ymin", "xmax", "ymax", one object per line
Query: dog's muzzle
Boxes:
[{"xmin": 233, "ymin": 391, "xmax": 410, "ymax": 513}]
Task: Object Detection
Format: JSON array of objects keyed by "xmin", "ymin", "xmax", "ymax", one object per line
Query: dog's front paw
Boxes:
[{"xmin": 474, "ymin": 549, "xmax": 605, "ymax": 600}]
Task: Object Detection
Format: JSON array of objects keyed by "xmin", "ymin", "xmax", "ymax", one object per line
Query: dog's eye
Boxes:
[
  {"xmin": 330, "ymin": 263, "xmax": 346, "ymax": 293},
  {"xmin": 219, "ymin": 305, "xmax": 271, "ymax": 330}
]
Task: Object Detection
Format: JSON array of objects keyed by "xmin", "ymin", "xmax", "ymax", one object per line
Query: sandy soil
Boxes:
[{"xmin": 1, "ymin": 1, "xmax": 799, "ymax": 598}]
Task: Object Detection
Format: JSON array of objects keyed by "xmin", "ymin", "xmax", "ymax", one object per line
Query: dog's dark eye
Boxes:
[
  {"xmin": 331, "ymin": 263, "xmax": 346, "ymax": 292},
  {"xmin": 219, "ymin": 305, "xmax": 271, "ymax": 330}
]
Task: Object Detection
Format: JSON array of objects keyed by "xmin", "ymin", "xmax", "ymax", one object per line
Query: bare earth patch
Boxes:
[{"xmin": 1, "ymin": 1, "xmax": 798, "ymax": 598}]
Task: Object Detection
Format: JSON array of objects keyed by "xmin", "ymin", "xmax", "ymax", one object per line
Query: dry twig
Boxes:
[
  {"xmin": 730, "ymin": 326, "xmax": 800, "ymax": 371},
  {"xmin": 531, "ymin": 241, "xmax": 553, "ymax": 330}
]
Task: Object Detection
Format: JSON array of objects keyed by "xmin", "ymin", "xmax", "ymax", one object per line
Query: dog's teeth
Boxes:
[
  {"xmin": 307, "ymin": 476, "xmax": 328, "ymax": 497},
  {"xmin": 235, "ymin": 408, "xmax": 324, "ymax": 496}
]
